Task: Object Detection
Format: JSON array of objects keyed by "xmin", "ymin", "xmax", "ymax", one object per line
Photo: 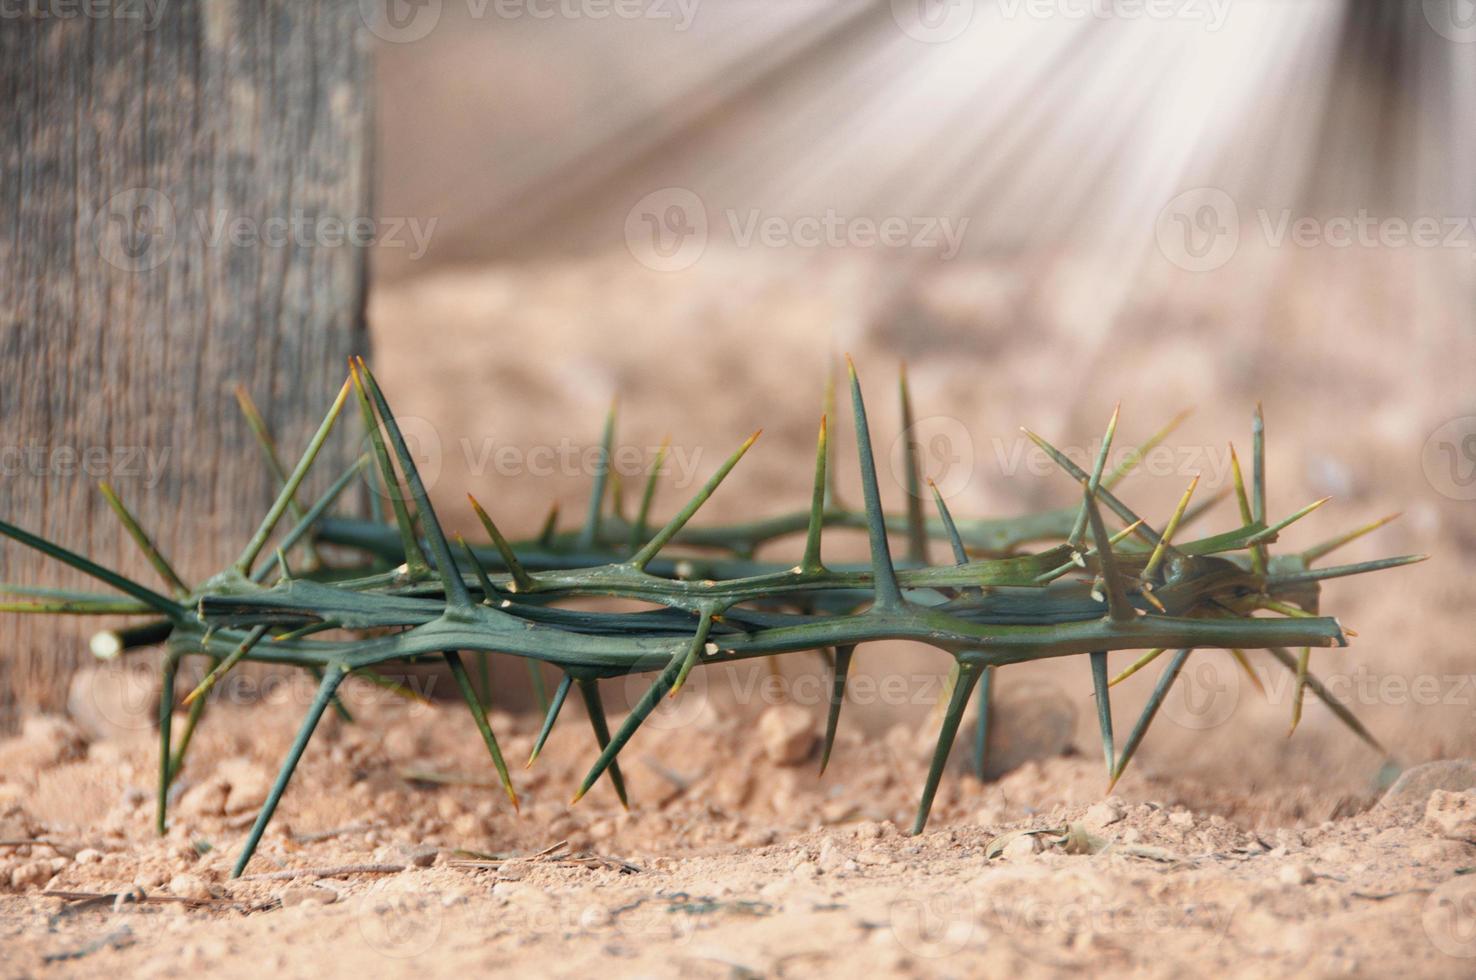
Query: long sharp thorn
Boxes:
[
  {"xmin": 1102, "ymin": 408, "xmax": 1193, "ymax": 490},
  {"xmin": 670, "ymin": 608, "xmax": 716, "ymax": 697},
  {"xmin": 575, "ymin": 678, "xmax": 629, "ymax": 808},
  {"xmin": 1228, "ymin": 443, "xmax": 1253, "ymax": 525},
  {"xmin": 1108, "ymin": 648, "xmax": 1166, "ymax": 687},
  {"xmin": 819, "ymin": 644, "xmax": 855, "ymax": 776},
  {"xmin": 1068, "ymin": 403, "xmax": 1121, "ymax": 549},
  {"xmin": 801, "ymin": 416, "xmax": 828, "ymax": 574},
  {"xmin": 0, "ymin": 519, "xmax": 185, "ymax": 618},
  {"xmin": 899, "ymin": 364, "xmax": 928, "ymax": 564},
  {"xmin": 1302, "ymin": 513, "xmax": 1402, "ymax": 564},
  {"xmin": 537, "ymin": 503, "xmax": 560, "ymax": 549},
  {"xmin": 308, "ymin": 664, "xmax": 354, "ymax": 723},
  {"xmin": 443, "ymin": 650, "xmax": 518, "ymax": 810},
  {"xmin": 973, "ymin": 665, "xmax": 993, "ymax": 781},
  {"xmin": 847, "ymin": 356, "xmax": 903, "ymax": 610},
  {"xmin": 1243, "ymin": 497, "xmax": 1332, "ymax": 546},
  {"xmin": 1083, "ymin": 486, "xmax": 1134, "ymax": 621},
  {"xmin": 630, "ymin": 437, "xmax": 670, "ymax": 552},
  {"xmin": 349, "ymin": 361, "xmax": 429, "ymax": 577},
  {"xmin": 1228, "ymin": 649, "xmax": 1266, "ymax": 697},
  {"xmin": 353, "ymin": 667, "xmax": 433, "ymax": 705},
  {"xmin": 1090, "ymin": 650, "xmax": 1114, "ymax": 778},
  {"xmin": 1270, "ymin": 554, "xmax": 1428, "ymax": 587},
  {"xmin": 1142, "ymin": 474, "xmax": 1200, "ymax": 582},
  {"xmin": 467, "ymin": 495, "xmax": 533, "ymax": 591},
  {"xmin": 1289, "ymin": 646, "xmax": 1311, "ymax": 736},
  {"xmin": 183, "ymin": 626, "xmax": 269, "ymax": 706},
  {"xmin": 97, "ymin": 482, "xmax": 188, "ymax": 596},
  {"xmin": 1266, "ymin": 647, "xmax": 1386, "ymax": 755},
  {"xmin": 610, "ymin": 471, "xmax": 626, "ymax": 524},
  {"xmin": 168, "ymin": 656, "xmax": 217, "ymax": 784},
  {"xmin": 629, "ymin": 431, "xmax": 760, "ymax": 571},
  {"xmin": 822, "ymin": 369, "xmax": 847, "ymax": 511},
  {"xmin": 356, "ymin": 359, "xmax": 472, "ymax": 609},
  {"xmin": 572, "ymin": 654, "xmax": 684, "ymax": 803},
  {"xmin": 578, "ymin": 399, "xmax": 618, "ymax": 551},
  {"xmin": 235, "ymin": 384, "xmax": 323, "ymax": 569},
  {"xmin": 912, "ymin": 661, "xmax": 982, "ymax": 834},
  {"xmin": 1251, "ymin": 404, "xmax": 1269, "ymax": 575},
  {"xmin": 1108, "ymin": 648, "xmax": 1192, "ymax": 791},
  {"xmin": 1033, "ymin": 521, "xmax": 1143, "ymax": 584},
  {"xmin": 528, "ymin": 662, "xmax": 549, "ymax": 714},
  {"xmin": 1022, "ymin": 427, "xmax": 1161, "ymax": 547},
  {"xmin": 527, "ymin": 673, "xmax": 574, "ymax": 768},
  {"xmin": 231, "ymin": 664, "xmax": 346, "ymax": 877},
  {"xmin": 271, "ymin": 620, "xmax": 340, "ymax": 643},
  {"xmin": 928, "ymin": 480, "xmax": 969, "ymax": 566},
  {"xmin": 235, "ymin": 378, "xmax": 351, "ymax": 576},
  {"xmin": 157, "ymin": 651, "xmax": 182, "ymax": 834},
  {"xmin": 456, "ymin": 534, "xmax": 497, "ymax": 601},
  {"xmin": 252, "ymin": 456, "xmax": 371, "ymax": 583}
]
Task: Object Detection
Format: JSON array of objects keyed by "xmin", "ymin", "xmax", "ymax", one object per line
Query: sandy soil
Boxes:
[{"xmin": 2, "ymin": 246, "xmax": 1474, "ymax": 977}]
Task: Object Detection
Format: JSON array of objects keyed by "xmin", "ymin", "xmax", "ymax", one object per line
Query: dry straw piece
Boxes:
[{"xmin": 0, "ymin": 358, "xmax": 1423, "ymax": 877}]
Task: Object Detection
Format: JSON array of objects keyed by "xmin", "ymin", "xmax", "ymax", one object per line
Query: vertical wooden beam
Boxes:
[{"xmin": 0, "ymin": 2, "xmax": 372, "ymax": 726}]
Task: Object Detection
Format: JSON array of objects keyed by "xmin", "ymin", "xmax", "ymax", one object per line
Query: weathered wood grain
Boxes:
[{"xmin": 0, "ymin": 2, "xmax": 371, "ymax": 727}]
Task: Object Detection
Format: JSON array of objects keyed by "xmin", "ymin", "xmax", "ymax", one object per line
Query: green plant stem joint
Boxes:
[{"xmin": 0, "ymin": 360, "xmax": 1422, "ymax": 877}]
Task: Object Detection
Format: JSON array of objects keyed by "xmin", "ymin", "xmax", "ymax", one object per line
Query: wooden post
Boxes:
[{"xmin": 0, "ymin": 3, "xmax": 372, "ymax": 727}]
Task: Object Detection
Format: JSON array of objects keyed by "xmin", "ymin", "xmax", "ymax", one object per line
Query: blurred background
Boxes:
[{"xmin": 363, "ymin": 0, "xmax": 1476, "ymax": 800}]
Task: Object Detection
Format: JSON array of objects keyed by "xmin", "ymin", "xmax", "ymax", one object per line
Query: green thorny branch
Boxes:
[{"xmin": 0, "ymin": 358, "xmax": 1423, "ymax": 876}]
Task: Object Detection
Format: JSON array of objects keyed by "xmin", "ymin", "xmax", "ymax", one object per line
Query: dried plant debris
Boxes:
[{"xmin": 0, "ymin": 358, "xmax": 1422, "ymax": 877}]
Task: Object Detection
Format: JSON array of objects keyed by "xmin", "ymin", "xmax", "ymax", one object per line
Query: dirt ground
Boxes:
[{"xmin": 2, "ymin": 245, "xmax": 1474, "ymax": 977}]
